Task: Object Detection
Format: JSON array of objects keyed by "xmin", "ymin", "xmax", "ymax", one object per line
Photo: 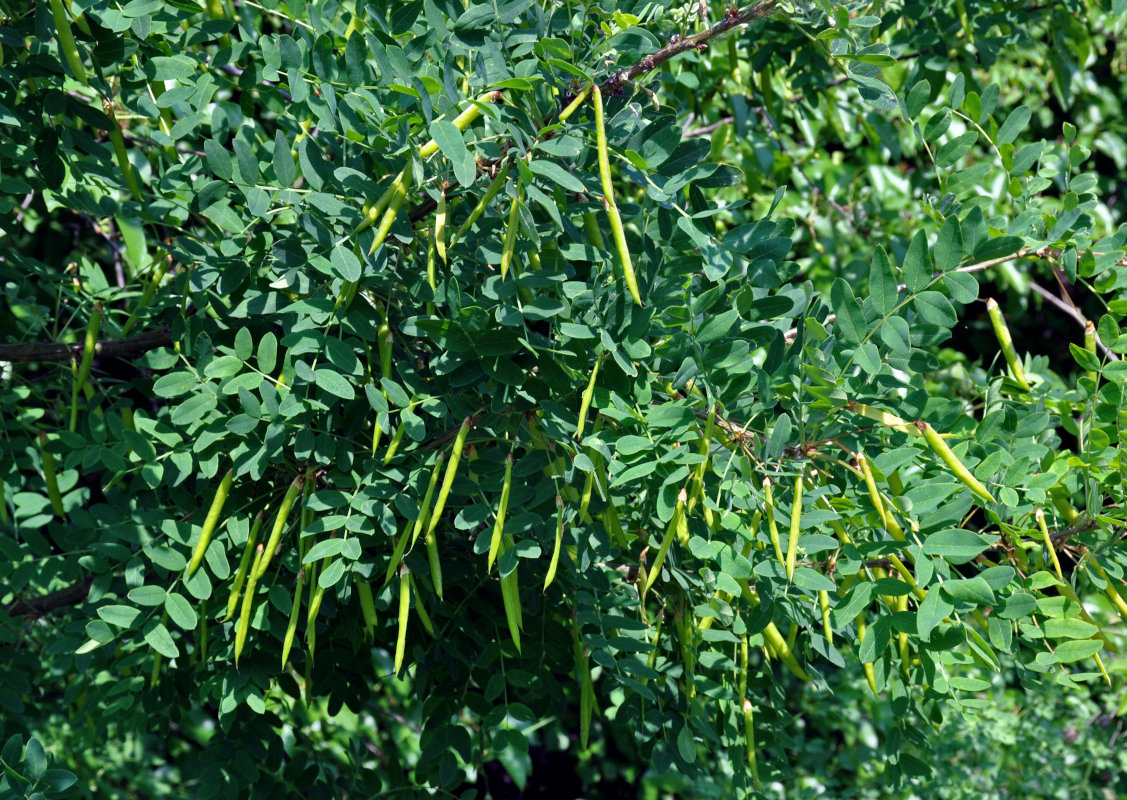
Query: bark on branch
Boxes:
[
  {"xmin": 5, "ymin": 576, "xmax": 94, "ymax": 618},
  {"xmin": 0, "ymin": 327, "xmax": 172, "ymax": 364},
  {"xmin": 602, "ymin": 1, "xmax": 778, "ymax": 94}
]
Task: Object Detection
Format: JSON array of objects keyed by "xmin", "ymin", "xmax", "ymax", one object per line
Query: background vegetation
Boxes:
[{"xmin": 2, "ymin": 0, "xmax": 1127, "ymax": 797}]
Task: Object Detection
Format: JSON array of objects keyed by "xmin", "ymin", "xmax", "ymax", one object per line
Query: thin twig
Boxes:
[
  {"xmin": 1028, "ymin": 282, "xmax": 1118, "ymax": 360},
  {"xmin": 684, "ymin": 116, "xmax": 734, "ymax": 138}
]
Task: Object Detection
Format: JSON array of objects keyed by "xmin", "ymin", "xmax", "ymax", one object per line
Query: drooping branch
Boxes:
[{"xmin": 0, "ymin": 326, "xmax": 172, "ymax": 364}]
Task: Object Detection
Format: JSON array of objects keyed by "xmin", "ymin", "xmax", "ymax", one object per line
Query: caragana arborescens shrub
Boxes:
[{"xmin": 2, "ymin": 0, "xmax": 1127, "ymax": 797}]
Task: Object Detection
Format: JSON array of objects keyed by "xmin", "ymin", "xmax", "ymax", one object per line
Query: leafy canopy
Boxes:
[{"xmin": 2, "ymin": 0, "xmax": 1127, "ymax": 797}]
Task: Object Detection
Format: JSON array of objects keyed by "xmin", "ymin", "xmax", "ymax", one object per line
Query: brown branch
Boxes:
[
  {"xmin": 0, "ymin": 327, "xmax": 172, "ymax": 364},
  {"xmin": 602, "ymin": 1, "xmax": 778, "ymax": 95},
  {"xmin": 5, "ymin": 576, "xmax": 94, "ymax": 618}
]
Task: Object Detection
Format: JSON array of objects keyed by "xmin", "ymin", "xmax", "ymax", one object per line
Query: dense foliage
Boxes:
[{"xmin": 3, "ymin": 0, "xmax": 1127, "ymax": 797}]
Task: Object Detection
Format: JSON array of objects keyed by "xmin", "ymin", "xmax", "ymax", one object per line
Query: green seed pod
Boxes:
[
  {"xmin": 234, "ymin": 544, "xmax": 265, "ymax": 667},
  {"xmin": 420, "ymin": 416, "xmax": 473, "ymax": 598},
  {"xmin": 103, "ymin": 102, "xmax": 143, "ymax": 201},
  {"xmin": 410, "ymin": 572, "xmax": 435, "ymax": 637},
  {"xmin": 743, "ymin": 700, "xmax": 763, "ymax": 791},
  {"xmin": 395, "ymin": 565, "xmax": 410, "ymax": 676},
  {"xmin": 642, "ymin": 489, "xmax": 686, "ymax": 597},
  {"xmin": 435, "ymin": 187, "xmax": 447, "ymax": 265},
  {"xmin": 368, "ymin": 168, "xmax": 412, "ymax": 256},
  {"xmin": 48, "ymin": 0, "xmax": 88, "ymax": 85},
  {"xmin": 39, "ymin": 432, "xmax": 65, "ymax": 518},
  {"xmin": 254, "ymin": 472, "xmax": 308, "ymax": 582},
  {"xmin": 383, "ymin": 420, "xmax": 407, "ymax": 464},
  {"xmin": 450, "ymin": 160, "xmax": 512, "ymax": 248},
  {"xmin": 592, "ymin": 85, "xmax": 642, "ymax": 306},
  {"xmin": 543, "ymin": 495, "xmax": 566, "ymax": 592},
  {"xmin": 785, "ymin": 471, "xmax": 804, "ymax": 581},
  {"xmin": 121, "ymin": 253, "xmax": 171, "ymax": 337},
  {"xmin": 187, "ymin": 468, "xmax": 234, "ymax": 577},
  {"xmin": 281, "ymin": 568, "xmax": 305, "ymax": 670},
  {"xmin": 1084, "ymin": 321, "xmax": 1099, "ymax": 382},
  {"xmin": 558, "ymin": 84, "xmax": 592, "ymax": 123},
  {"xmin": 918, "ymin": 421, "xmax": 996, "ymax": 504},
  {"xmin": 499, "ymin": 535, "xmax": 522, "ymax": 654},
  {"xmin": 70, "ymin": 301, "xmax": 103, "ymax": 432},
  {"xmin": 225, "ymin": 509, "xmax": 264, "ymax": 622},
  {"xmin": 986, "ymin": 298, "xmax": 1031, "ymax": 391},
  {"xmin": 499, "ymin": 185, "xmax": 522, "ymax": 279},
  {"xmin": 575, "ymin": 353, "xmax": 603, "ymax": 442},
  {"xmin": 764, "ymin": 478, "xmax": 784, "ymax": 568},
  {"xmin": 357, "ymin": 581, "xmax": 378, "ymax": 642},
  {"xmin": 487, "ymin": 453, "xmax": 514, "ymax": 573}
]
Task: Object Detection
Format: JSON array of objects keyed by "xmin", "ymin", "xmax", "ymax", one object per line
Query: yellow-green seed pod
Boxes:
[
  {"xmin": 642, "ymin": 489, "xmax": 687, "ymax": 597},
  {"xmin": 357, "ymin": 581, "xmax": 378, "ymax": 641},
  {"xmin": 856, "ymin": 614, "xmax": 879, "ymax": 696},
  {"xmin": 575, "ymin": 353, "xmax": 603, "ymax": 442},
  {"xmin": 234, "ymin": 544, "xmax": 265, "ymax": 666},
  {"xmin": 762, "ymin": 620, "xmax": 810, "ymax": 681},
  {"xmin": 386, "ymin": 453, "xmax": 445, "ymax": 585},
  {"xmin": 48, "ymin": 0, "xmax": 88, "ymax": 85},
  {"xmin": 305, "ymin": 566, "xmax": 327, "ymax": 658},
  {"xmin": 1036, "ymin": 509, "xmax": 1064, "ymax": 580},
  {"xmin": 558, "ymin": 84, "xmax": 592, "ymax": 123},
  {"xmin": 410, "ymin": 573, "xmax": 436, "ymax": 637},
  {"xmin": 1084, "ymin": 321, "xmax": 1098, "ymax": 382},
  {"xmin": 103, "ymin": 102, "xmax": 143, "ymax": 201},
  {"xmin": 819, "ymin": 590, "xmax": 832, "ymax": 645},
  {"xmin": 420, "ymin": 416, "xmax": 473, "ymax": 598},
  {"xmin": 592, "ymin": 84, "xmax": 642, "ymax": 306},
  {"xmin": 499, "ymin": 535, "xmax": 522, "ymax": 653},
  {"xmin": 357, "ymin": 169, "xmax": 406, "ymax": 235},
  {"xmin": 450, "ymin": 160, "xmax": 511, "ymax": 248},
  {"xmin": 764, "ymin": 478, "xmax": 784, "ymax": 568},
  {"xmin": 383, "ymin": 420, "xmax": 407, "ymax": 464},
  {"xmin": 281, "ymin": 568, "xmax": 305, "ymax": 670},
  {"xmin": 254, "ymin": 472, "xmax": 307, "ymax": 581},
  {"xmin": 857, "ymin": 451, "xmax": 905, "ymax": 541},
  {"xmin": 39, "ymin": 431, "xmax": 65, "ymax": 517},
  {"xmin": 435, "ymin": 187, "xmax": 447, "ymax": 265},
  {"xmin": 743, "ymin": 700, "xmax": 763, "ymax": 791},
  {"xmin": 225, "ymin": 509, "xmax": 264, "ymax": 622},
  {"xmin": 499, "ymin": 185, "xmax": 522, "ymax": 279},
  {"xmin": 581, "ymin": 209, "xmax": 606, "ymax": 249},
  {"xmin": 786, "ymin": 471, "xmax": 804, "ymax": 581},
  {"xmin": 487, "ymin": 453, "xmax": 514, "ymax": 573},
  {"xmin": 69, "ymin": 301, "xmax": 104, "ymax": 432},
  {"xmin": 395, "ymin": 564, "xmax": 410, "ymax": 676},
  {"xmin": 986, "ymin": 298, "xmax": 1031, "ymax": 391},
  {"xmin": 918, "ymin": 421, "xmax": 996, "ymax": 503},
  {"xmin": 543, "ymin": 495, "xmax": 566, "ymax": 592},
  {"xmin": 187, "ymin": 468, "xmax": 234, "ymax": 577}
]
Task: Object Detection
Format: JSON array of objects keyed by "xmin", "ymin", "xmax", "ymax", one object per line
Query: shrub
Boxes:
[{"xmin": 2, "ymin": 1, "xmax": 1126, "ymax": 797}]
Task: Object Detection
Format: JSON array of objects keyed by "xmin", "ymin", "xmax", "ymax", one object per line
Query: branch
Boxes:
[
  {"xmin": 0, "ymin": 326, "xmax": 172, "ymax": 364},
  {"xmin": 684, "ymin": 116, "xmax": 734, "ymax": 138},
  {"xmin": 602, "ymin": 1, "xmax": 778, "ymax": 94},
  {"xmin": 5, "ymin": 576, "xmax": 94, "ymax": 618}
]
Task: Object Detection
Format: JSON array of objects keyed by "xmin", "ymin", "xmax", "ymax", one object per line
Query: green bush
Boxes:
[{"xmin": 2, "ymin": 1, "xmax": 1126, "ymax": 797}]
